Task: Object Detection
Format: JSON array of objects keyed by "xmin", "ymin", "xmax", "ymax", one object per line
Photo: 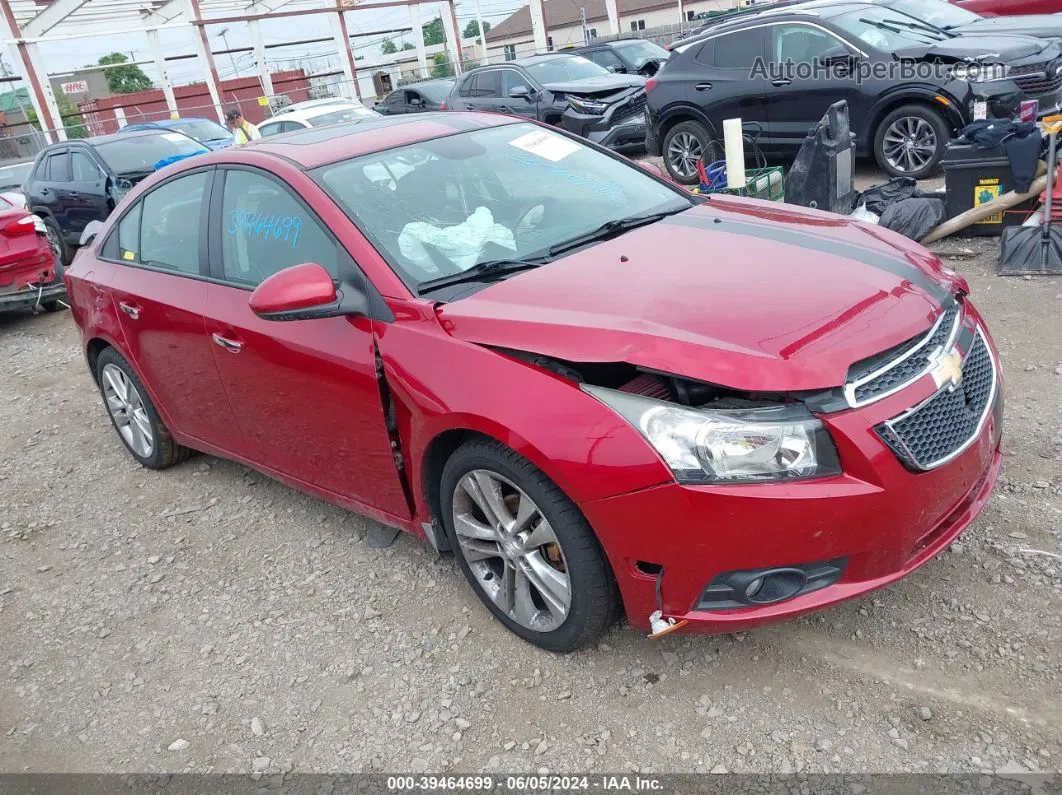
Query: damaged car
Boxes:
[
  {"xmin": 66, "ymin": 114, "xmax": 1002, "ymax": 652},
  {"xmin": 0, "ymin": 194, "xmax": 64, "ymax": 315},
  {"xmin": 652, "ymin": 0, "xmax": 1062, "ymax": 181},
  {"xmin": 448, "ymin": 53, "xmax": 648, "ymax": 149}
]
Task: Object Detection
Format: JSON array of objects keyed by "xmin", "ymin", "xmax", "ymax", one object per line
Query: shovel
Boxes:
[{"xmin": 999, "ymin": 114, "xmax": 1062, "ymax": 275}]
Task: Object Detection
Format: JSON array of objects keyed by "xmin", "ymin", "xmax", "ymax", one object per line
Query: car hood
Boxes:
[
  {"xmin": 542, "ymin": 74, "xmax": 646, "ymax": 94},
  {"xmin": 951, "ymin": 15, "xmax": 1062, "ymax": 39},
  {"xmin": 436, "ymin": 199, "xmax": 966, "ymax": 392},
  {"xmin": 204, "ymin": 137, "xmax": 234, "ymax": 150},
  {"xmin": 894, "ymin": 33, "xmax": 1049, "ymax": 62}
]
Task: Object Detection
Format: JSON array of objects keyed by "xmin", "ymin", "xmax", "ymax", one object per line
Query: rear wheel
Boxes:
[
  {"xmin": 40, "ymin": 216, "xmax": 68, "ymax": 266},
  {"xmin": 95, "ymin": 347, "xmax": 193, "ymax": 469},
  {"xmin": 662, "ymin": 120, "xmax": 717, "ymax": 185},
  {"xmin": 873, "ymin": 104, "xmax": 949, "ymax": 180},
  {"xmin": 440, "ymin": 438, "xmax": 617, "ymax": 653}
]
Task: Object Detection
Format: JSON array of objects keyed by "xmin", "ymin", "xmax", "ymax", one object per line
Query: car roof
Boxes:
[
  {"xmin": 261, "ymin": 103, "xmax": 375, "ymax": 124},
  {"xmin": 511, "ymin": 51, "xmax": 581, "ymax": 66},
  {"xmin": 40, "ymin": 128, "xmax": 195, "ymax": 151},
  {"xmin": 277, "ymin": 97, "xmax": 366, "ymax": 114},
  {"xmin": 232, "ymin": 112, "xmax": 516, "ymax": 168},
  {"xmin": 672, "ymin": 0, "xmax": 870, "ymax": 43}
]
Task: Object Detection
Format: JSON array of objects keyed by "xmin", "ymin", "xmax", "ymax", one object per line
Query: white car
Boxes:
[
  {"xmin": 0, "ymin": 160, "xmax": 33, "ymax": 208},
  {"xmin": 258, "ymin": 101, "xmax": 380, "ymax": 137}
]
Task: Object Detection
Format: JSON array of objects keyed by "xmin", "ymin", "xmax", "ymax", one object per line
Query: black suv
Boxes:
[
  {"xmin": 25, "ymin": 129, "xmax": 206, "ymax": 263},
  {"xmin": 571, "ymin": 38, "xmax": 671, "ymax": 76},
  {"xmin": 648, "ymin": 0, "xmax": 1062, "ymax": 182},
  {"xmin": 376, "ymin": 79, "xmax": 456, "ymax": 114},
  {"xmin": 448, "ymin": 53, "xmax": 649, "ymax": 149}
]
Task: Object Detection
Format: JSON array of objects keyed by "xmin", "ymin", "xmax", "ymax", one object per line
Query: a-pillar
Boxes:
[
  {"xmin": 146, "ymin": 28, "xmax": 178, "ymax": 118},
  {"xmin": 528, "ymin": 0, "xmax": 548, "ymax": 53},
  {"xmin": 183, "ymin": 0, "xmax": 225, "ymax": 123},
  {"xmin": 249, "ymin": 19, "xmax": 273, "ymax": 99},
  {"xmin": 0, "ymin": 0, "xmax": 64, "ymax": 142},
  {"xmin": 441, "ymin": 0, "xmax": 463, "ymax": 75},
  {"xmin": 329, "ymin": 9, "xmax": 362, "ymax": 100},
  {"xmin": 605, "ymin": 0, "xmax": 620, "ymax": 34},
  {"xmin": 408, "ymin": 3, "xmax": 428, "ymax": 80}
]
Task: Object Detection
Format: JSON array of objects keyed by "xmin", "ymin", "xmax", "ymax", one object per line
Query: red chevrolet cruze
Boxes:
[{"xmin": 65, "ymin": 113, "xmax": 1002, "ymax": 652}]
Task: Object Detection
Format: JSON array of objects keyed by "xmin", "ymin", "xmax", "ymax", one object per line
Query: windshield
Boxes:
[
  {"xmin": 94, "ymin": 133, "xmax": 207, "ymax": 175},
  {"xmin": 884, "ymin": 0, "xmax": 981, "ymax": 27},
  {"xmin": 307, "ymin": 106, "xmax": 380, "ymax": 126},
  {"xmin": 832, "ymin": 6, "xmax": 949, "ymax": 48},
  {"xmin": 169, "ymin": 119, "xmax": 231, "ymax": 143},
  {"xmin": 314, "ymin": 123, "xmax": 691, "ymax": 290},
  {"xmin": 417, "ymin": 81, "xmax": 454, "ymax": 102},
  {"xmin": 0, "ymin": 162, "xmax": 32, "ymax": 190},
  {"xmin": 614, "ymin": 39, "xmax": 670, "ymax": 68},
  {"xmin": 524, "ymin": 55, "xmax": 611, "ymax": 83}
]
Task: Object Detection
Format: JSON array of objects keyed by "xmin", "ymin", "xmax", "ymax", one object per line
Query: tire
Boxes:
[
  {"xmin": 873, "ymin": 104, "xmax": 950, "ymax": 180},
  {"xmin": 662, "ymin": 120, "xmax": 718, "ymax": 185},
  {"xmin": 41, "ymin": 301, "xmax": 62, "ymax": 313},
  {"xmin": 40, "ymin": 215, "xmax": 69, "ymax": 267},
  {"xmin": 440, "ymin": 438, "xmax": 617, "ymax": 653},
  {"xmin": 94, "ymin": 347, "xmax": 194, "ymax": 470}
]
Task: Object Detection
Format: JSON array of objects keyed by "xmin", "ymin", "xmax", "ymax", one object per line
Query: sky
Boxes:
[{"xmin": 28, "ymin": 0, "xmax": 530, "ymax": 86}]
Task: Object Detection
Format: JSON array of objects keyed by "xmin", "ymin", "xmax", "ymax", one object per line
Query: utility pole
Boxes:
[
  {"xmin": 580, "ymin": 7, "xmax": 588, "ymax": 45},
  {"xmin": 217, "ymin": 27, "xmax": 238, "ymax": 78},
  {"xmin": 472, "ymin": 0, "xmax": 489, "ymax": 62}
]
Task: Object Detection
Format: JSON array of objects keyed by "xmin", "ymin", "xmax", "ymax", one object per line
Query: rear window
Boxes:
[
  {"xmin": 94, "ymin": 133, "xmax": 207, "ymax": 176},
  {"xmin": 168, "ymin": 119, "xmax": 230, "ymax": 144},
  {"xmin": 417, "ymin": 81, "xmax": 454, "ymax": 102}
]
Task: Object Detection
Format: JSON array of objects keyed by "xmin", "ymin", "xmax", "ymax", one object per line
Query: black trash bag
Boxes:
[
  {"xmin": 856, "ymin": 177, "xmax": 917, "ymax": 215},
  {"xmin": 783, "ymin": 100, "xmax": 857, "ymax": 214},
  {"xmin": 878, "ymin": 197, "xmax": 947, "ymax": 241}
]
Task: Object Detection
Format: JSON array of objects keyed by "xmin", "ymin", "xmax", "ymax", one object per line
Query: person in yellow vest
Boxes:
[{"xmin": 226, "ymin": 108, "xmax": 261, "ymax": 146}]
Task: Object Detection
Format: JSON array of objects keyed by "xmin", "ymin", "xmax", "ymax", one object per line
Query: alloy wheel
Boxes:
[
  {"xmin": 451, "ymin": 469, "xmax": 572, "ymax": 633},
  {"xmin": 882, "ymin": 116, "xmax": 937, "ymax": 174},
  {"xmin": 101, "ymin": 363, "xmax": 154, "ymax": 458},
  {"xmin": 667, "ymin": 131, "xmax": 703, "ymax": 180}
]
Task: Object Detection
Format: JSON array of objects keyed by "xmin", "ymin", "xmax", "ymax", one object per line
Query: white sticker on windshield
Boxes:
[
  {"xmin": 162, "ymin": 133, "xmax": 188, "ymax": 142},
  {"xmin": 508, "ymin": 130, "xmax": 580, "ymax": 162}
]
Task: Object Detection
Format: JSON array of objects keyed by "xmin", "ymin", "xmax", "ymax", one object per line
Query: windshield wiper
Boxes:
[
  {"xmin": 548, "ymin": 208, "xmax": 686, "ymax": 257},
  {"xmin": 417, "ymin": 257, "xmax": 549, "ymax": 294}
]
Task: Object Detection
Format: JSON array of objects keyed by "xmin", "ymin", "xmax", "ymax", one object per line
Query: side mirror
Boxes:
[
  {"xmin": 822, "ymin": 48, "xmax": 858, "ymax": 67},
  {"xmin": 607, "ymin": 65, "xmax": 628, "ymax": 73},
  {"xmin": 410, "ymin": 97, "xmax": 423, "ymax": 107},
  {"xmin": 509, "ymin": 85, "xmax": 532, "ymax": 100},
  {"xmin": 250, "ymin": 262, "xmax": 351, "ymax": 321},
  {"xmin": 80, "ymin": 219, "xmax": 103, "ymax": 246}
]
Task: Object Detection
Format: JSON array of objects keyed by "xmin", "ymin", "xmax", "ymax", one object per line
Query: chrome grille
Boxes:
[
  {"xmin": 612, "ymin": 93, "xmax": 647, "ymax": 124},
  {"xmin": 844, "ymin": 300, "xmax": 962, "ymax": 407},
  {"xmin": 876, "ymin": 329, "xmax": 997, "ymax": 471}
]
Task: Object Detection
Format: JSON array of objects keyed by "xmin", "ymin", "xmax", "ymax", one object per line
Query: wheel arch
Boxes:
[
  {"xmin": 863, "ymin": 92, "xmax": 963, "ymax": 153},
  {"xmin": 656, "ymin": 105, "xmax": 718, "ymax": 149}
]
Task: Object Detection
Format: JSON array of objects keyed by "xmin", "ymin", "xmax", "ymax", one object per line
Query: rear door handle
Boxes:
[
  {"xmin": 771, "ymin": 78, "xmax": 792, "ymax": 87},
  {"xmin": 211, "ymin": 332, "xmax": 243, "ymax": 353},
  {"xmin": 695, "ymin": 82, "xmax": 713, "ymax": 91},
  {"xmin": 118, "ymin": 301, "xmax": 140, "ymax": 320},
  {"xmin": 498, "ymin": 105, "xmax": 514, "ymax": 112}
]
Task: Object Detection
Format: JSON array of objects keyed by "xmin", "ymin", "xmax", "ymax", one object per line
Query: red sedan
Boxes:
[
  {"xmin": 0, "ymin": 195, "xmax": 64, "ymax": 314},
  {"xmin": 64, "ymin": 114, "xmax": 1002, "ymax": 652},
  {"xmin": 951, "ymin": 0, "xmax": 1062, "ymax": 15}
]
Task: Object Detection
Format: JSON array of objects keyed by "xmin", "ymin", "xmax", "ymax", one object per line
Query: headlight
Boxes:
[
  {"xmin": 950, "ymin": 62, "xmax": 1009, "ymax": 82},
  {"xmin": 583, "ymin": 385, "xmax": 841, "ymax": 484},
  {"xmin": 567, "ymin": 96, "xmax": 608, "ymax": 115}
]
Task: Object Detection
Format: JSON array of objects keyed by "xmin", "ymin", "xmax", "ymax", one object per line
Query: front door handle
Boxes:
[
  {"xmin": 695, "ymin": 82, "xmax": 713, "ymax": 91},
  {"xmin": 498, "ymin": 105, "xmax": 514, "ymax": 112},
  {"xmin": 771, "ymin": 78, "xmax": 792, "ymax": 87},
  {"xmin": 118, "ymin": 301, "xmax": 140, "ymax": 320},
  {"xmin": 68, "ymin": 191, "xmax": 80, "ymax": 199},
  {"xmin": 211, "ymin": 332, "xmax": 243, "ymax": 353}
]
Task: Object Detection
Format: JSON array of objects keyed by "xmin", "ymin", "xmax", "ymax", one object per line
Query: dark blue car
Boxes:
[{"xmin": 121, "ymin": 117, "xmax": 233, "ymax": 150}]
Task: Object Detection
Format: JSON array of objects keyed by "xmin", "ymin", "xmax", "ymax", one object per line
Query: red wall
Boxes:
[{"xmin": 78, "ymin": 70, "xmax": 313, "ymax": 135}]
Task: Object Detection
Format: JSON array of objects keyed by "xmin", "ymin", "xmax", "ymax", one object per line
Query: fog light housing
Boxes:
[{"xmin": 695, "ymin": 558, "xmax": 847, "ymax": 611}]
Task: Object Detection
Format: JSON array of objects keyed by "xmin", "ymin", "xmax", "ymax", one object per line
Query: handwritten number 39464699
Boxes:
[{"xmin": 228, "ymin": 209, "xmax": 302, "ymax": 249}]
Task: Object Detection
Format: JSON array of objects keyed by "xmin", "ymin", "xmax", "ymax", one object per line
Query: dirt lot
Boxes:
[{"xmin": 0, "ymin": 235, "xmax": 1060, "ymax": 777}]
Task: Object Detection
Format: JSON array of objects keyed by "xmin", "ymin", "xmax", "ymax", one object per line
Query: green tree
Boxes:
[
  {"xmin": 422, "ymin": 17, "xmax": 445, "ymax": 46},
  {"xmin": 26, "ymin": 91, "xmax": 86, "ymax": 138},
  {"xmin": 381, "ymin": 39, "xmax": 398, "ymax": 55},
  {"xmin": 98, "ymin": 52, "xmax": 153, "ymax": 94},
  {"xmin": 463, "ymin": 20, "xmax": 491, "ymax": 40},
  {"xmin": 402, "ymin": 43, "xmax": 415, "ymax": 51},
  {"xmin": 431, "ymin": 52, "xmax": 454, "ymax": 78}
]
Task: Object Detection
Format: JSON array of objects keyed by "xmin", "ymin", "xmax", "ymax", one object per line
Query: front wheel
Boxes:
[
  {"xmin": 662, "ymin": 120, "xmax": 718, "ymax": 185},
  {"xmin": 440, "ymin": 438, "xmax": 617, "ymax": 652},
  {"xmin": 873, "ymin": 104, "xmax": 949, "ymax": 180}
]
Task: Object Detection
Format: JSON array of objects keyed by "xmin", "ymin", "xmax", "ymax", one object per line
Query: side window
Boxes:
[
  {"xmin": 771, "ymin": 24, "xmax": 848, "ymax": 62},
  {"xmin": 501, "ymin": 69, "xmax": 532, "ymax": 95},
  {"xmin": 385, "ymin": 91, "xmax": 403, "ymax": 105},
  {"xmin": 458, "ymin": 74, "xmax": 476, "ymax": 97},
  {"xmin": 71, "ymin": 151, "xmax": 100, "ymax": 181},
  {"xmin": 586, "ymin": 49, "xmax": 624, "ymax": 71},
  {"xmin": 36, "ymin": 156, "xmax": 51, "ymax": 181},
  {"xmin": 46, "ymin": 152, "xmax": 71, "ymax": 182},
  {"xmin": 712, "ymin": 27, "xmax": 765, "ymax": 68},
  {"xmin": 259, "ymin": 122, "xmax": 284, "ymax": 137},
  {"xmin": 116, "ymin": 202, "xmax": 142, "ymax": 261},
  {"xmin": 220, "ymin": 169, "xmax": 339, "ymax": 288},
  {"xmin": 473, "ymin": 70, "xmax": 503, "ymax": 97},
  {"xmin": 139, "ymin": 171, "xmax": 209, "ymax": 275}
]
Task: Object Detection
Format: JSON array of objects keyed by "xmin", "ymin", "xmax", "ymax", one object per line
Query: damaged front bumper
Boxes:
[{"xmin": 560, "ymin": 91, "xmax": 648, "ymax": 150}]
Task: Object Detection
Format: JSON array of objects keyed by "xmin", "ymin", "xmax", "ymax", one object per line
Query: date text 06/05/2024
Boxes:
[{"xmin": 385, "ymin": 775, "xmax": 665, "ymax": 791}]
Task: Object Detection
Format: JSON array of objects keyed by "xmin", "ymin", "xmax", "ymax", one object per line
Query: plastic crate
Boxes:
[{"xmin": 694, "ymin": 160, "xmax": 784, "ymax": 202}]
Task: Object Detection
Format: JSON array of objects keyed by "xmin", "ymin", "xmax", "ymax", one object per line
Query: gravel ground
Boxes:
[{"xmin": 0, "ymin": 234, "xmax": 1060, "ymax": 777}]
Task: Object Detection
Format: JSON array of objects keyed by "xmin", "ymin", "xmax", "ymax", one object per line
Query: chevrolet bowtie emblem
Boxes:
[{"xmin": 932, "ymin": 351, "xmax": 963, "ymax": 391}]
